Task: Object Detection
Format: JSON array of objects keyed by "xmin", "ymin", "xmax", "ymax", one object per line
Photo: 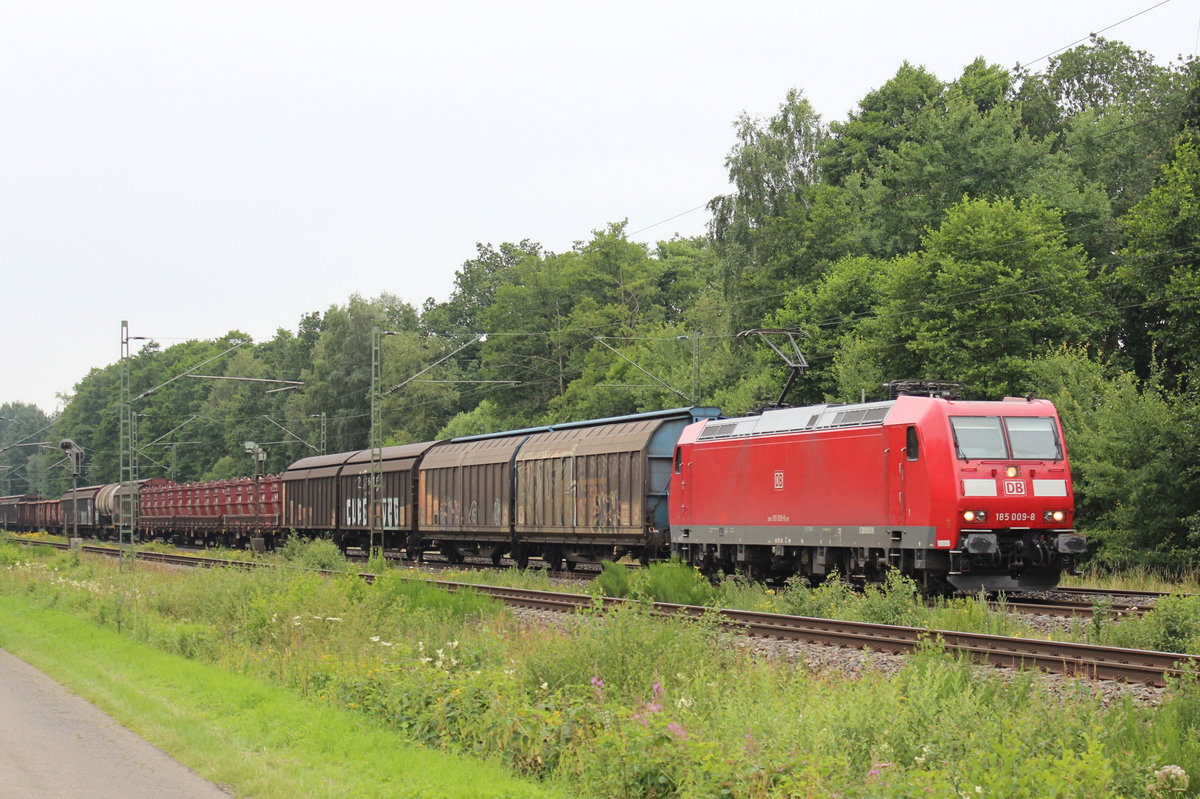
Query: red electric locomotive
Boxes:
[{"xmin": 668, "ymin": 394, "xmax": 1084, "ymax": 593}]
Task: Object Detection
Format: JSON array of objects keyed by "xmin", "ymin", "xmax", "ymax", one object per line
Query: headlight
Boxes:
[
  {"xmin": 963, "ymin": 510, "xmax": 988, "ymax": 523},
  {"xmin": 1005, "ymin": 466, "xmax": 1019, "ymax": 478},
  {"xmin": 1044, "ymin": 510, "xmax": 1066, "ymax": 523}
]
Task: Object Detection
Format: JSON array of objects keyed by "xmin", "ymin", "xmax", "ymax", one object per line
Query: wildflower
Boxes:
[
  {"xmin": 540, "ymin": 682, "xmax": 549, "ymax": 691},
  {"xmin": 369, "ymin": 636, "xmax": 381, "ymax": 642},
  {"xmin": 667, "ymin": 722, "xmax": 687, "ymax": 739},
  {"xmin": 380, "ymin": 641, "xmax": 392, "ymax": 647},
  {"xmin": 325, "ymin": 617, "xmax": 343, "ymax": 622},
  {"xmin": 676, "ymin": 696, "xmax": 693, "ymax": 709},
  {"xmin": 652, "ymin": 680, "xmax": 663, "ymax": 698},
  {"xmin": 1148, "ymin": 765, "xmax": 1189, "ymax": 798},
  {"xmin": 866, "ymin": 762, "xmax": 894, "ymax": 781},
  {"xmin": 591, "ymin": 676, "xmax": 604, "ymax": 690}
]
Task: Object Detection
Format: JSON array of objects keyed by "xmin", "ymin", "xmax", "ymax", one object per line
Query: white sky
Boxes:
[{"xmin": 3, "ymin": 0, "xmax": 1196, "ymax": 415}]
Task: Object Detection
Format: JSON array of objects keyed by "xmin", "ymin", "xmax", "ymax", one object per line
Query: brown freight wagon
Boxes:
[
  {"xmin": 33, "ymin": 498, "xmax": 61, "ymax": 532},
  {"xmin": 416, "ymin": 408, "xmax": 718, "ymax": 569},
  {"xmin": 59, "ymin": 485, "xmax": 104, "ymax": 534},
  {"xmin": 512, "ymin": 409, "xmax": 716, "ymax": 567},
  {"xmin": 0, "ymin": 494, "xmax": 38, "ymax": 531},
  {"xmin": 336, "ymin": 442, "xmax": 438, "ymax": 551},
  {"xmin": 282, "ymin": 451, "xmax": 358, "ymax": 534},
  {"xmin": 417, "ymin": 431, "xmax": 543, "ymax": 564}
]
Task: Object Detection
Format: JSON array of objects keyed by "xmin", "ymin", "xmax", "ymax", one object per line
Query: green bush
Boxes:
[
  {"xmin": 0, "ymin": 542, "xmax": 24, "ymax": 566},
  {"xmin": 857, "ymin": 571, "xmax": 924, "ymax": 627},
  {"xmin": 636, "ymin": 560, "xmax": 717, "ymax": 606},
  {"xmin": 593, "ymin": 560, "xmax": 633, "ymax": 598},
  {"xmin": 1106, "ymin": 594, "xmax": 1200, "ymax": 654},
  {"xmin": 278, "ymin": 536, "xmax": 347, "ymax": 572}
]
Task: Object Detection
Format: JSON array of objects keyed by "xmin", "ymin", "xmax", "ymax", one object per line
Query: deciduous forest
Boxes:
[{"xmin": 4, "ymin": 38, "xmax": 1198, "ymax": 568}]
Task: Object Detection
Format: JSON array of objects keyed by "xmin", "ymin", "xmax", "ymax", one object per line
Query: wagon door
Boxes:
[
  {"xmin": 885, "ymin": 425, "xmax": 909, "ymax": 526},
  {"xmin": 672, "ymin": 444, "xmax": 690, "ymax": 526},
  {"xmin": 885, "ymin": 424, "xmax": 926, "ymax": 528}
]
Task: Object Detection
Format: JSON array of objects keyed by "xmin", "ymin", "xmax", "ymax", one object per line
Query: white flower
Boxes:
[{"xmin": 369, "ymin": 636, "xmax": 381, "ymax": 642}]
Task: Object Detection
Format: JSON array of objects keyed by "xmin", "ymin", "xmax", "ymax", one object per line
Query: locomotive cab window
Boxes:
[
  {"xmin": 950, "ymin": 416, "xmax": 1063, "ymax": 460},
  {"xmin": 950, "ymin": 417, "xmax": 1007, "ymax": 459},
  {"xmin": 1005, "ymin": 417, "xmax": 1062, "ymax": 460},
  {"xmin": 906, "ymin": 426, "xmax": 919, "ymax": 461},
  {"xmin": 674, "ymin": 447, "xmax": 683, "ymax": 474}
]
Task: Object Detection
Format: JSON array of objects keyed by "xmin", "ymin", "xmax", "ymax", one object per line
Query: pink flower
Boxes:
[{"xmin": 667, "ymin": 722, "xmax": 687, "ymax": 739}]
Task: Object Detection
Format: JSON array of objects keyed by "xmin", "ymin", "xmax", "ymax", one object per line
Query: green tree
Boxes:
[
  {"xmin": 1117, "ymin": 136, "xmax": 1200, "ymax": 387},
  {"xmin": 820, "ymin": 62, "xmax": 944, "ymax": 186},
  {"xmin": 1029, "ymin": 347, "xmax": 1200, "ymax": 565},
  {"xmin": 0, "ymin": 403, "xmax": 52, "ymax": 495},
  {"xmin": 845, "ymin": 197, "xmax": 1107, "ymax": 399}
]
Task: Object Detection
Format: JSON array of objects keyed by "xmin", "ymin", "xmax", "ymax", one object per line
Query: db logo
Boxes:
[
  {"xmin": 1003, "ymin": 480, "xmax": 1026, "ymax": 496},
  {"xmin": 774, "ymin": 471, "xmax": 785, "ymax": 491}
]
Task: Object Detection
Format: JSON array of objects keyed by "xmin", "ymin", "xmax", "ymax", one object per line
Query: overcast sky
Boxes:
[{"xmin": 2, "ymin": 0, "xmax": 1196, "ymax": 415}]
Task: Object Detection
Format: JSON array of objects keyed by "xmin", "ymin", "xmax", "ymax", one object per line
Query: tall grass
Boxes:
[{"xmin": 5, "ymin": 548, "xmax": 1200, "ymax": 797}]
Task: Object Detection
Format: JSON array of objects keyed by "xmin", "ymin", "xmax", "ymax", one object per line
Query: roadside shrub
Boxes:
[
  {"xmin": 636, "ymin": 560, "xmax": 718, "ymax": 606},
  {"xmin": 857, "ymin": 571, "xmax": 923, "ymax": 627},
  {"xmin": 0, "ymin": 542, "xmax": 23, "ymax": 566},
  {"xmin": 1106, "ymin": 594, "xmax": 1200, "ymax": 654},
  {"xmin": 279, "ymin": 535, "xmax": 347, "ymax": 572},
  {"xmin": 594, "ymin": 560, "xmax": 633, "ymax": 598},
  {"xmin": 779, "ymin": 570, "xmax": 855, "ymax": 618}
]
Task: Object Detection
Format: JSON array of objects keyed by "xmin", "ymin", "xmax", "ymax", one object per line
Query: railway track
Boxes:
[
  {"xmin": 1000, "ymin": 597, "xmax": 1146, "ymax": 618},
  {"xmin": 11, "ymin": 538, "xmax": 1196, "ymax": 688}
]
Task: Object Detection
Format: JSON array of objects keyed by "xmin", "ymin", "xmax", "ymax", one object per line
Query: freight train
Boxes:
[{"xmin": 0, "ymin": 395, "xmax": 1085, "ymax": 593}]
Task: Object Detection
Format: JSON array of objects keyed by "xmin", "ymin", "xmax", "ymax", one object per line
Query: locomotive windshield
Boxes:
[{"xmin": 950, "ymin": 416, "xmax": 1062, "ymax": 460}]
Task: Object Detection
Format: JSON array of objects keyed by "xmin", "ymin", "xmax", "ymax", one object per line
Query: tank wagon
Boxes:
[{"xmin": 669, "ymin": 395, "xmax": 1084, "ymax": 592}]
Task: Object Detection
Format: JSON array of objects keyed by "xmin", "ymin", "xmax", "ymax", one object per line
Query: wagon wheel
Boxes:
[{"xmin": 440, "ymin": 543, "xmax": 465, "ymax": 564}]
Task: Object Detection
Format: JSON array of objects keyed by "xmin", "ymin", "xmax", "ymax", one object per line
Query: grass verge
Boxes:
[{"xmin": 0, "ymin": 590, "xmax": 568, "ymax": 799}]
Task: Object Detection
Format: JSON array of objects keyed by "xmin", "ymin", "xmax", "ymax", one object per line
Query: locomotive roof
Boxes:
[
  {"xmin": 695, "ymin": 395, "xmax": 1060, "ymax": 442},
  {"xmin": 697, "ymin": 400, "xmax": 895, "ymax": 441}
]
